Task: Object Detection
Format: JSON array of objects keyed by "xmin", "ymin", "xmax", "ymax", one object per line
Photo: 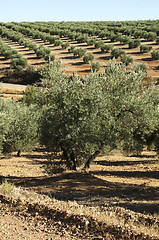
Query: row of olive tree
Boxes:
[
  {"xmin": 0, "ymin": 26, "xmax": 55, "ymax": 63},
  {"xmin": 0, "ymin": 39, "xmax": 27, "ymax": 70}
]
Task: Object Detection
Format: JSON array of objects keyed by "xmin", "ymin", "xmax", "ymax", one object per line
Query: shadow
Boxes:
[
  {"xmin": 99, "ymin": 56, "xmax": 112, "ymax": 61},
  {"xmin": 0, "ymin": 61, "xmax": 10, "ymax": 64},
  {"xmin": 33, "ymin": 40, "xmax": 43, "ymax": 43},
  {"xmin": 18, "ymin": 49, "xmax": 33, "ymax": 53},
  {"xmin": 71, "ymin": 62, "xmax": 84, "ymax": 66},
  {"xmin": 0, "ymin": 66, "xmax": 10, "ymax": 70},
  {"xmin": 53, "ymin": 48, "xmax": 62, "ymax": 51},
  {"xmin": 140, "ymin": 57, "xmax": 153, "ymax": 62},
  {"xmin": 129, "ymin": 51, "xmax": 141, "ymax": 55},
  {"xmin": 27, "ymin": 56, "xmax": 39, "ymax": 60},
  {"xmin": 60, "ymin": 51, "xmax": 71, "ymax": 55},
  {"xmin": 118, "ymin": 202, "xmax": 159, "ymax": 214},
  {"xmin": 86, "ymin": 47, "xmax": 95, "ymax": 50},
  {"xmin": 95, "ymin": 159, "xmax": 156, "ymax": 167},
  {"xmin": 23, "ymin": 52, "xmax": 35, "ymax": 56},
  {"xmin": 90, "ymin": 170, "xmax": 159, "ymax": 179},
  {"xmin": 155, "ymin": 66, "xmax": 159, "ymax": 70},
  {"xmin": 0, "ymin": 170, "xmax": 158, "ymax": 214},
  {"xmin": 80, "ymin": 69, "xmax": 91, "ymax": 73},
  {"xmin": 93, "ymin": 51, "xmax": 102, "ymax": 55},
  {"xmin": 5, "ymin": 42, "xmax": 20, "ymax": 47},
  {"xmin": 0, "ymin": 57, "xmax": 7, "ymax": 61},
  {"xmin": 32, "ymin": 62, "xmax": 45, "ymax": 66},
  {"xmin": 60, "ymin": 56, "xmax": 78, "ymax": 60}
]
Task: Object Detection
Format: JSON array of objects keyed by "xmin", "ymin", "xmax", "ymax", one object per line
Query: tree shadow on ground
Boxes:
[
  {"xmin": 90, "ymin": 170, "xmax": 159, "ymax": 179},
  {"xmin": 71, "ymin": 62, "xmax": 84, "ymax": 66},
  {"xmin": 94, "ymin": 159, "xmax": 157, "ymax": 167},
  {"xmin": 140, "ymin": 57, "xmax": 153, "ymax": 61},
  {"xmin": 1, "ymin": 170, "xmax": 158, "ymax": 215},
  {"xmin": 99, "ymin": 56, "xmax": 112, "ymax": 61}
]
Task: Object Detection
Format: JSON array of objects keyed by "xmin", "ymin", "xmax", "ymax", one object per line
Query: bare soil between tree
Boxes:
[{"xmin": 0, "ymin": 150, "xmax": 159, "ymax": 239}]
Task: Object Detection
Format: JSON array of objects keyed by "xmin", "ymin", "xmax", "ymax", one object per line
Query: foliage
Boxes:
[
  {"xmin": 33, "ymin": 60, "xmax": 159, "ymax": 169},
  {"xmin": 94, "ymin": 40, "xmax": 104, "ymax": 49},
  {"xmin": 133, "ymin": 63, "xmax": 147, "ymax": 73},
  {"xmin": 54, "ymin": 39, "xmax": 62, "ymax": 46},
  {"xmin": 44, "ymin": 54, "xmax": 55, "ymax": 62},
  {"xmin": 119, "ymin": 36, "xmax": 131, "ymax": 44},
  {"xmin": 61, "ymin": 41, "xmax": 69, "ymax": 49},
  {"xmin": 35, "ymin": 45, "xmax": 51, "ymax": 59},
  {"xmin": 0, "ymin": 179, "xmax": 14, "ymax": 195},
  {"xmin": 128, "ymin": 39, "xmax": 140, "ymax": 49},
  {"xmin": 10, "ymin": 56, "xmax": 27, "ymax": 71},
  {"xmin": 73, "ymin": 48, "xmax": 86, "ymax": 58},
  {"xmin": 101, "ymin": 44, "xmax": 114, "ymax": 53},
  {"xmin": 86, "ymin": 38, "xmax": 96, "ymax": 46},
  {"xmin": 120, "ymin": 54, "xmax": 133, "ymax": 66},
  {"xmin": 68, "ymin": 46, "xmax": 75, "ymax": 53},
  {"xmin": 111, "ymin": 48, "xmax": 125, "ymax": 59},
  {"xmin": 83, "ymin": 53, "xmax": 94, "ymax": 64},
  {"xmin": 143, "ymin": 32, "xmax": 157, "ymax": 41},
  {"xmin": 91, "ymin": 62, "xmax": 100, "ymax": 72},
  {"xmin": 0, "ymin": 99, "xmax": 39, "ymax": 155},
  {"xmin": 140, "ymin": 45, "xmax": 152, "ymax": 53},
  {"xmin": 151, "ymin": 50, "xmax": 159, "ymax": 60}
]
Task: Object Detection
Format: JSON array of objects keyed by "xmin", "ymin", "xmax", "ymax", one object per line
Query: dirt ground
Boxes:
[
  {"xmin": 0, "ymin": 149, "xmax": 159, "ymax": 239},
  {"xmin": 0, "ymin": 150, "xmax": 158, "ymax": 214}
]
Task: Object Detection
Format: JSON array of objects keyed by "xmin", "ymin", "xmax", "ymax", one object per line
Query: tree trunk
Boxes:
[
  {"xmin": 17, "ymin": 150, "xmax": 21, "ymax": 157},
  {"xmin": 62, "ymin": 147, "xmax": 72, "ymax": 170},
  {"xmin": 83, "ymin": 150, "xmax": 101, "ymax": 169},
  {"xmin": 70, "ymin": 151, "xmax": 76, "ymax": 171}
]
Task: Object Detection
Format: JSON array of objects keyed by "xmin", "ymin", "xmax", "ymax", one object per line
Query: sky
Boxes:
[{"xmin": 0, "ymin": 0, "xmax": 158, "ymax": 23}]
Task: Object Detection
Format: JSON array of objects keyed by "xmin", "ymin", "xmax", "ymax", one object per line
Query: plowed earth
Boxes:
[{"xmin": 0, "ymin": 150, "xmax": 159, "ymax": 239}]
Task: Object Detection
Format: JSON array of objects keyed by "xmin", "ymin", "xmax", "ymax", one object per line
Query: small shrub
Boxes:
[
  {"xmin": 44, "ymin": 54, "xmax": 55, "ymax": 62},
  {"xmin": 68, "ymin": 46, "xmax": 75, "ymax": 53},
  {"xmin": 111, "ymin": 48, "xmax": 125, "ymax": 59},
  {"xmin": 151, "ymin": 50, "xmax": 159, "ymax": 60},
  {"xmin": 61, "ymin": 42, "xmax": 69, "ymax": 49},
  {"xmin": 54, "ymin": 39, "xmax": 62, "ymax": 46},
  {"xmin": 101, "ymin": 44, "xmax": 114, "ymax": 53},
  {"xmin": 0, "ymin": 179, "xmax": 14, "ymax": 195},
  {"xmin": 140, "ymin": 45, "xmax": 152, "ymax": 53},
  {"xmin": 128, "ymin": 39, "xmax": 140, "ymax": 49},
  {"xmin": 91, "ymin": 61, "xmax": 100, "ymax": 72},
  {"xmin": 94, "ymin": 40, "xmax": 104, "ymax": 49},
  {"xmin": 10, "ymin": 57, "xmax": 27, "ymax": 71},
  {"xmin": 133, "ymin": 63, "xmax": 147, "ymax": 73},
  {"xmin": 73, "ymin": 48, "xmax": 86, "ymax": 58},
  {"xmin": 86, "ymin": 38, "xmax": 96, "ymax": 46},
  {"xmin": 156, "ymin": 37, "xmax": 159, "ymax": 44},
  {"xmin": 83, "ymin": 53, "xmax": 94, "ymax": 64},
  {"xmin": 120, "ymin": 54, "xmax": 133, "ymax": 66}
]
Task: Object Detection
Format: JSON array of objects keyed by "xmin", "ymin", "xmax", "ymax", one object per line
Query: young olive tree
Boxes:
[{"xmin": 37, "ymin": 60, "xmax": 159, "ymax": 170}]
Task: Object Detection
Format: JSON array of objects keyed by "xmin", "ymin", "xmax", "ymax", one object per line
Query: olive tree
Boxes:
[
  {"xmin": 37, "ymin": 60, "xmax": 159, "ymax": 170},
  {"xmin": 1, "ymin": 100, "xmax": 39, "ymax": 156}
]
